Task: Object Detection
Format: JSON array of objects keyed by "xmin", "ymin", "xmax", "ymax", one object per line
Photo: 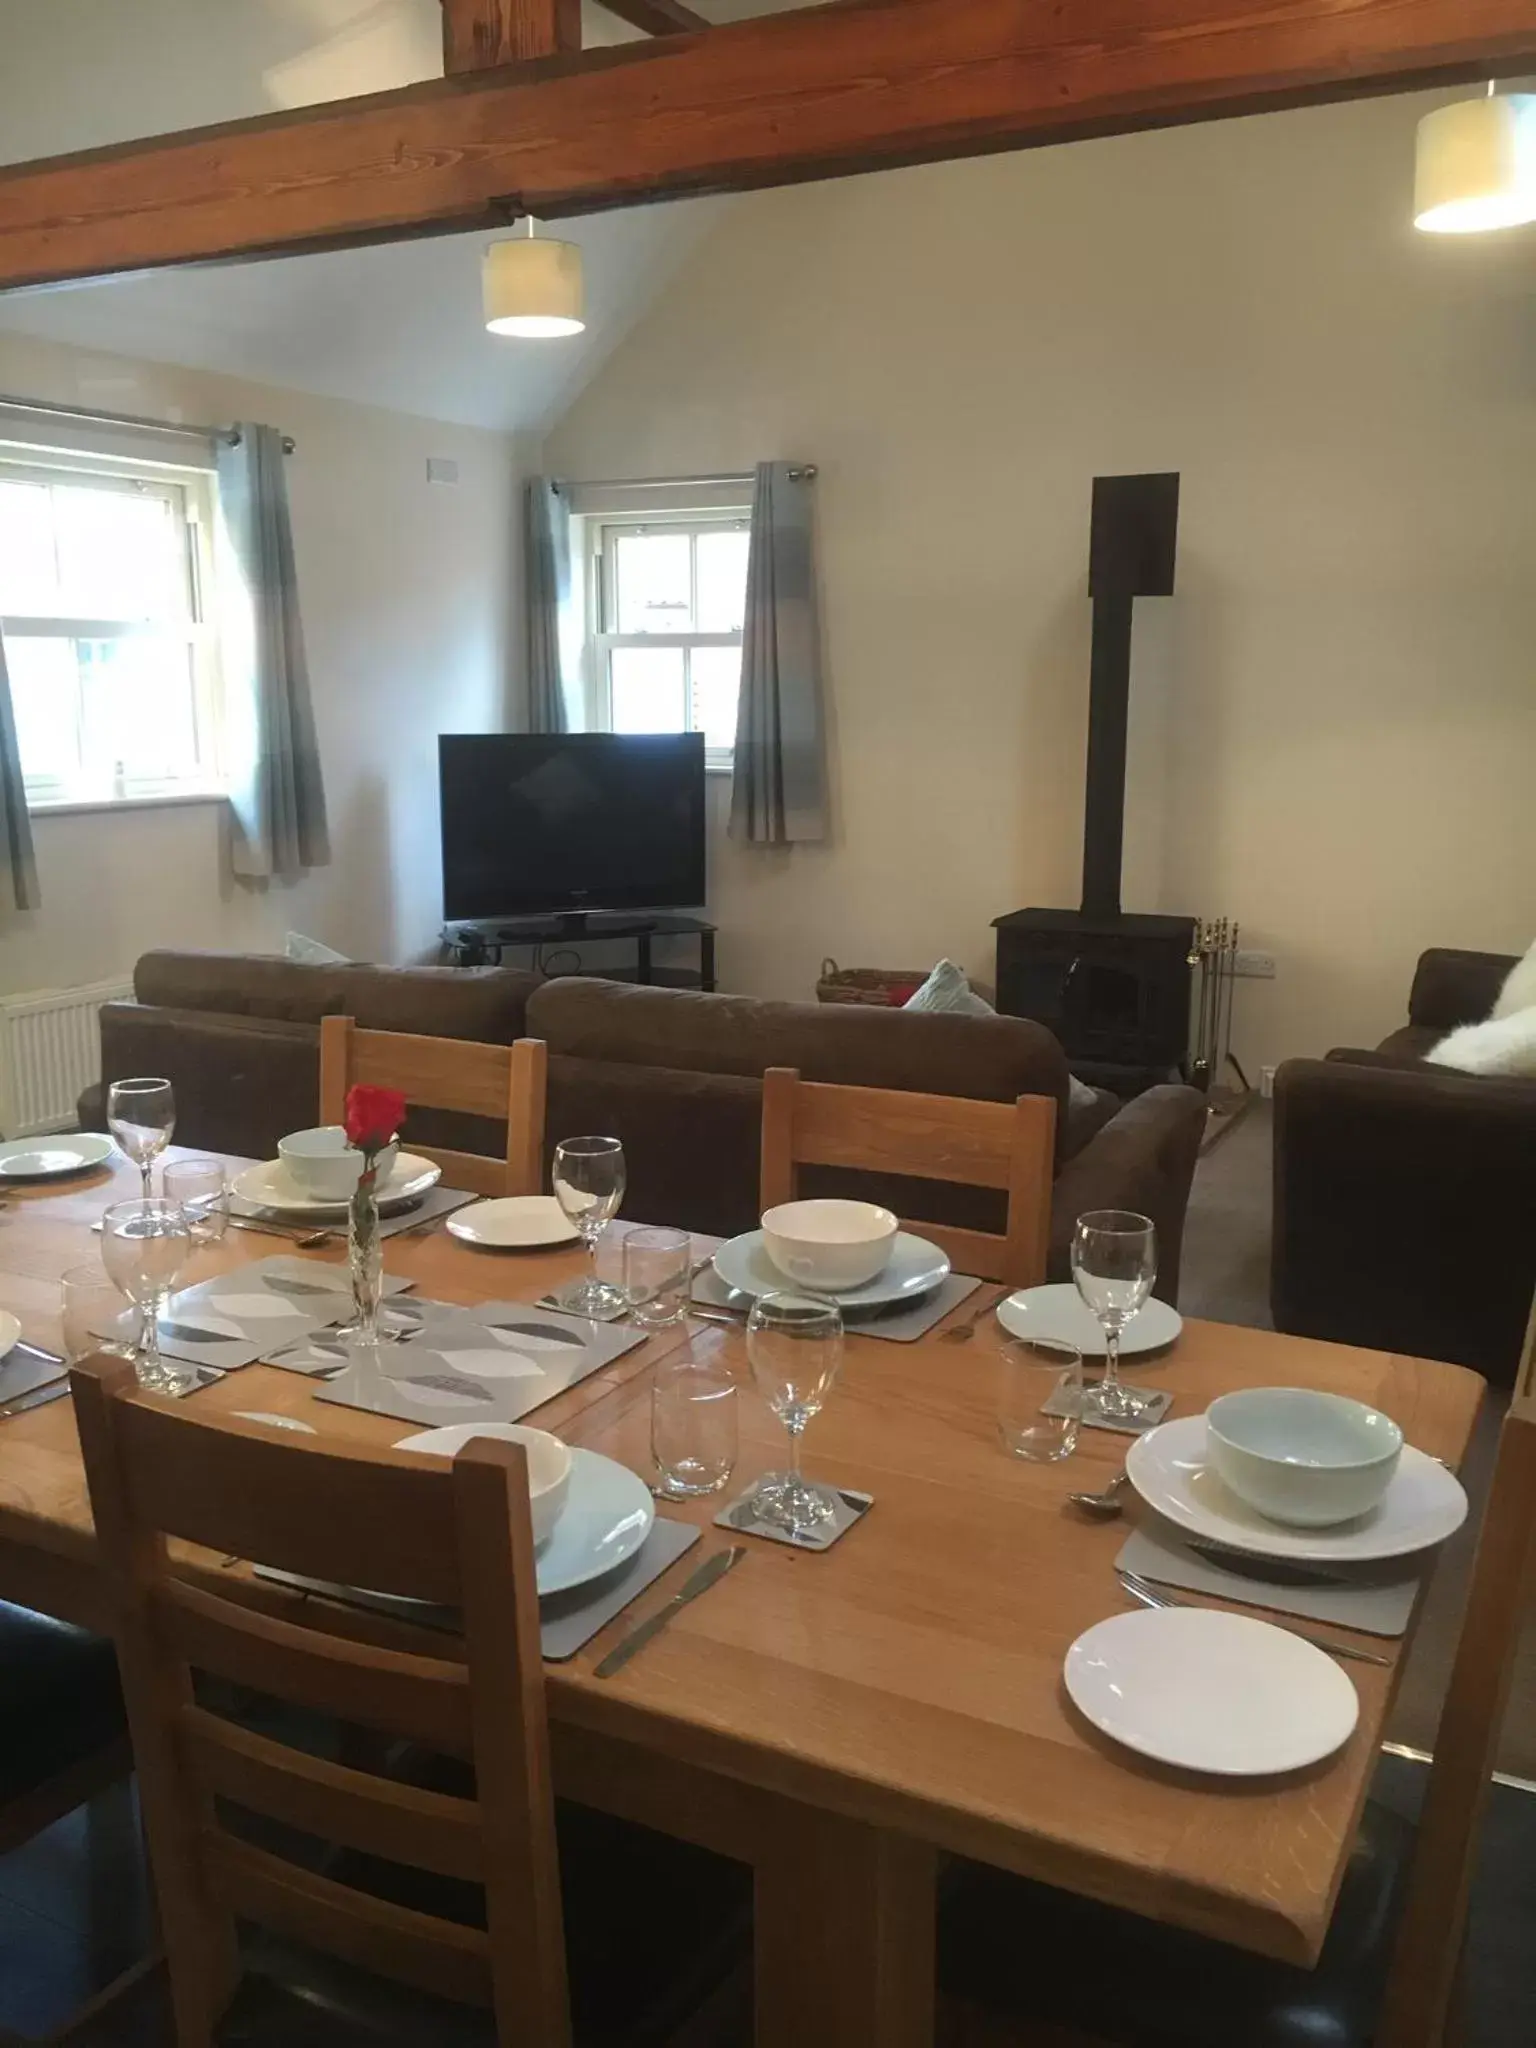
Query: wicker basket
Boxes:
[{"xmin": 816, "ymin": 958, "xmax": 927, "ymax": 1008}]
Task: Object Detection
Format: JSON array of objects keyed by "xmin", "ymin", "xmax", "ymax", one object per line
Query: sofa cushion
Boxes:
[
  {"xmin": 133, "ymin": 952, "xmax": 539, "ymax": 1044},
  {"xmin": 1367, "ymin": 1027, "xmax": 1439, "ymax": 1066},
  {"xmin": 528, "ymin": 978, "xmax": 1070, "ymax": 1123}
]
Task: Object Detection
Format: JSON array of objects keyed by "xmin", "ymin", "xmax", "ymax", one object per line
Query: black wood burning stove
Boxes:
[{"xmin": 994, "ymin": 473, "xmax": 1196, "ymax": 1096}]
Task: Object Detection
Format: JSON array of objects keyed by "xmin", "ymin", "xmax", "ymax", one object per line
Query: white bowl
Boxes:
[
  {"xmin": 395, "ymin": 1422, "xmax": 573, "ymax": 1546},
  {"xmin": 761, "ymin": 1198, "xmax": 899, "ymax": 1292},
  {"xmin": 277, "ymin": 1126, "xmax": 399, "ymax": 1203},
  {"xmin": 1205, "ymin": 1388, "xmax": 1403, "ymax": 1529}
]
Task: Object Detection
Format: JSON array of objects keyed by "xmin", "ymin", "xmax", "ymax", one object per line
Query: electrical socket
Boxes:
[{"xmin": 1233, "ymin": 950, "xmax": 1276, "ymax": 979}]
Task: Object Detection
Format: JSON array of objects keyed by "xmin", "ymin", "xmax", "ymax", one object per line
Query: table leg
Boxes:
[{"xmin": 754, "ymin": 1807, "xmax": 935, "ymax": 2048}]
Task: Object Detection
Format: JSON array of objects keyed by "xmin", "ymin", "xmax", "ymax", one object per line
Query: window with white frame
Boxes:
[
  {"xmin": 586, "ymin": 509, "xmax": 750, "ymax": 767},
  {"xmin": 0, "ymin": 449, "xmax": 221, "ymax": 806}
]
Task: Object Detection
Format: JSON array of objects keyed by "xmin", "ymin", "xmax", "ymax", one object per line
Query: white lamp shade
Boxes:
[
  {"xmin": 1414, "ymin": 93, "xmax": 1536, "ymax": 234},
  {"xmin": 483, "ymin": 236, "xmax": 585, "ymax": 337}
]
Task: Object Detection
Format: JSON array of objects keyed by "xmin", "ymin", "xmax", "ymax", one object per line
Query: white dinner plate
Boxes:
[
  {"xmin": 231, "ymin": 1153, "xmax": 442, "ymax": 1218},
  {"xmin": 1065, "ymin": 1606, "xmax": 1359, "ymax": 1776},
  {"xmin": 0, "ymin": 1132, "xmax": 115, "ymax": 1182},
  {"xmin": 712, "ymin": 1228, "xmax": 951, "ymax": 1309},
  {"xmin": 447, "ymin": 1196, "xmax": 580, "ymax": 1251},
  {"xmin": 394, "ymin": 1430, "xmax": 654, "ymax": 1596},
  {"xmin": 0, "ymin": 1310, "xmax": 20, "ymax": 1359},
  {"xmin": 998, "ymin": 1282, "xmax": 1182, "ymax": 1357},
  {"xmin": 1126, "ymin": 1414, "xmax": 1468, "ymax": 1563}
]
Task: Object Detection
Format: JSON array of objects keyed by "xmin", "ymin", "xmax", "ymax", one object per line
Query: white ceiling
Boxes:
[{"xmin": 0, "ymin": 0, "xmax": 782, "ymax": 432}]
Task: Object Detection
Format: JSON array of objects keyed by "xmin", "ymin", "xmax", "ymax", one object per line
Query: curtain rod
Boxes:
[
  {"xmin": 556, "ymin": 466, "xmax": 815, "ymax": 490},
  {"xmin": 0, "ymin": 393, "xmax": 295, "ymax": 455}
]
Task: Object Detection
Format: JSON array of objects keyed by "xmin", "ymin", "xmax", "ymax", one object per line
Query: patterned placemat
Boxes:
[
  {"xmin": 312, "ymin": 1299, "xmax": 648, "ymax": 1428},
  {"xmin": 100, "ymin": 1255, "xmax": 415, "ymax": 1371}
]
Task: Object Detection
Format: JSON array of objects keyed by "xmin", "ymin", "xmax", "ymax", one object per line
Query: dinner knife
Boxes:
[{"xmin": 594, "ymin": 1545, "xmax": 746, "ymax": 1678}]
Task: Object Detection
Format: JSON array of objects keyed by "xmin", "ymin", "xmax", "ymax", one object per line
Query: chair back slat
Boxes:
[
  {"xmin": 206, "ymin": 1834, "xmax": 493, "ymax": 2005},
  {"xmin": 1378, "ymin": 1296, "xmax": 1536, "ymax": 2047},
  {"xmin": 774, "ymin": 1080, "xmax": 1021, "ymax": 1186},
  {"xmin": 71, "ymin": 1356, "xmax": 571, "ymax": 2043},
  {"xmin": 114, "ymin": 1398, "xmax": 464, "ymax": 1604},
  {"xmin": 760, "ymin": 1067, "xmax": 1055, "ymax": 1289},
  {"xmin": 319, "ymin": 1019, "xmax": 546, "ymax": 1199},
  {"xmin": 181, "ymin": 1707, "xmax": 483, "ymax": 1882},
  {"xmin": 155, "ymin": 1581, "xmax": 472, "ymax": 1753}
]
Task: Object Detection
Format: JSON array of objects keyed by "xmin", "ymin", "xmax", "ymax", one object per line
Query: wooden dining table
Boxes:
[{"xmin": 0, "ymin": 1148, "xmax": 1486, "ymax": 2047}]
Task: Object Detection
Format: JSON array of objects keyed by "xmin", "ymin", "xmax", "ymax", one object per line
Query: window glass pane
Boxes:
[
  {"xmin": 55, "ymin": 485, "xmax": 185, "ymax": 621},
  {"xmin": 695, "ymin": 529, "xmax": 749, "ymax": 633},
  {"xmin": 78, "ymin": 636, "xmax": 201, "ymax": 784},
  {"xmin": 688, "ymin": 645, "xmax": 742, "ymax": 754},
  {"xmin": 6, "ymin": 637, "xmax": 80, "ymax": 786},
  {"xmin": 610, "ymin": 646, "xmax": 687, "ymax": 732},
  {"xmin": 0, "ymin": 479, "xmax": 60, "ymax": 613},
  {"xmin": 612, "ymin": 532, "xmax": 692, "ymax": 634}
]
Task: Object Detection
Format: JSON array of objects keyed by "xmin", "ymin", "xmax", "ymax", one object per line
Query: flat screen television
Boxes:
[{"xmin": 439, "ymin": 731, "xmax": 707, "ymax": 923}]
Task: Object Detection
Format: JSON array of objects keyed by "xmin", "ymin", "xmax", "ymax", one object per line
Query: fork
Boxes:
[
  {"xmin": 939, "ymin": 1289, "xmax": 1006, "ymax": 1344},
  {"xmin": 1117, "ymin": 1568, "xmax": 1390, "ymax": 1668}
]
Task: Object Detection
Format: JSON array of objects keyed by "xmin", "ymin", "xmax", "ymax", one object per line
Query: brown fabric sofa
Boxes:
[
  {"xmin": 86, "ymin": 953, "xmax": 1206, "ymax": 1302},
  {"xmin": 1272, "ymin": 947, "xmax": 1533, "ymax": 1384}
]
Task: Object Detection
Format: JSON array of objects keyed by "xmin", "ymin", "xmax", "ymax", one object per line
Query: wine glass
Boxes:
[
  {"xmin": 1072, "ymin": 1209, "xmax": 1157, "ymax": 1423},
  {"xmin": 107, "ymin": 1077, "xmax": 176, "ymax": 1198},
  {"xmin": 745, "ymin": 1291, "xmax": 843, "ymax": 1534},
  {"xmin": 551, "ymin": 1136, "xmax": 626, "ymax": 1316},
  {"xmin": 100, "ymin": 1199, "xmax": 195, "ymax": 1395},
  {"xmin": 163, "ymin": 1158, "xmax": 228, "ymax": 1245}
]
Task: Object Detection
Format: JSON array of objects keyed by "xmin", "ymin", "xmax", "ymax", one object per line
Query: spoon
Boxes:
[{"xmin": 1067, "ymin": 1470, "xmax": 1130, "ymax": 1519}]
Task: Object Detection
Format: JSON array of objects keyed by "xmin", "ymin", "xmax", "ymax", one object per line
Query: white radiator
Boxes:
[{"xmin": 0, "ymin": 978, "xmax": 134, "ymax": 1137}]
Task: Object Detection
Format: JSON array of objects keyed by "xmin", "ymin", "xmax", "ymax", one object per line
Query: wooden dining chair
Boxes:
[
  {"xmin": 69, "ymin": 1356, "xmax": 749, "ymax": 2048},
  {"xmin": 759, "ymin": 1066, "xmax": 1057, "ymax": 1289},
  {"xmin": 938, "ymin": 1304, "xmax": 1536, "ymax": 2048},
  {"xmin": 318, "ymin": 1018, "xmax": 546, "ymax": 1199}
]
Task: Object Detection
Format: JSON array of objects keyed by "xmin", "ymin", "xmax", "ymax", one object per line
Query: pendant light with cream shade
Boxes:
[
  {"xmin": 1414, "ymin": 84, "xmax": 1536, "ymax": 234},
  {"xmin": 483, "ymin": 219, "xmax": 585, "ymax": 337}
]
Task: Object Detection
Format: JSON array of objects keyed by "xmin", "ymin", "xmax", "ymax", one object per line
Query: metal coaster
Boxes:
[
  {"xmin": 714, "ymin": 1482, "xmax": 873, "ymax": 1551},
  {"xmin": 1042, "ymin": 1382, "xmax": 1173, "ymax": 1437}
]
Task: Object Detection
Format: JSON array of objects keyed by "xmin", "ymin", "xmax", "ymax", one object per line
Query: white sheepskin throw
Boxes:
[
  {"xmin": 1428, "ymin": 1005, "xmax": 1536, "ymax": 1077},
  {"xmin": 1491, "ymin": 939, "xmax": 1536, "ymax": 1020}
]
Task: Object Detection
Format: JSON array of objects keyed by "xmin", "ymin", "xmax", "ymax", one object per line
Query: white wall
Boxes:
[
  {"xmin": 0, "ymin": 328, "xmax": 523, "ymax": 994},
  {"xmin": 546, "ymin": 92, "xmax": 1536, "ymax": 1071}
]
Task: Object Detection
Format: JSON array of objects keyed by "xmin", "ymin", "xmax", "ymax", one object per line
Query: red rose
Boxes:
[{"xmin": 344, "ymin": 1083, "xmax": 407, "ymax": 1154}]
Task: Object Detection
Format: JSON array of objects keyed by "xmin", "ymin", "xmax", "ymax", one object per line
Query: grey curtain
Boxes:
[
  {"xmin": 0, "ymin": 636, "xmax": 38, "ymax": 910},
  {"xmin": 730, "ymin": 462, "xmax": 828, "ymax": 845},
  {"xmin": 525, "ymin": 477, "xmax": 570, "ymax": 734},
  {"xmin": 216, "ymin": 423, "xmax": 330, "ymax": 880}
]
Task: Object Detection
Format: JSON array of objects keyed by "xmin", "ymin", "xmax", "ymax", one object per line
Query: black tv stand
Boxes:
[{"xmin": 444, "ymin": 912, "xmax": 716, "ymax": 991}]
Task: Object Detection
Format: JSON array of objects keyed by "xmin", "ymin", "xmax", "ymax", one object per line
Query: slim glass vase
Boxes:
[{"xmin": 348, "ymin": 1170, "xmax": 383, "ymax": 1348}]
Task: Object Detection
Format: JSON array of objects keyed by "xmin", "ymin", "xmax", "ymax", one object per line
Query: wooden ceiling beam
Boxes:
[
  {"xmin": 597, "ymin": 0, "xmax": 710, "ymax": 32},
  {"xmin": 0, "ymin": 0, "xmax": 1532, "ymax": 294},
  {"xmin": 441, "ymin": 0, "xmax": 582, "ymax": 69}
]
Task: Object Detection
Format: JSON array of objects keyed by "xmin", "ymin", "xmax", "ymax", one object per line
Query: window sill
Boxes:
[
  {"xmin": 705, "ymin": 760, "xmax": 735, "ymax": 778},
  {"xmin": 29, "ymin": 788, "xmax": 229, "ymax": 819}
]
